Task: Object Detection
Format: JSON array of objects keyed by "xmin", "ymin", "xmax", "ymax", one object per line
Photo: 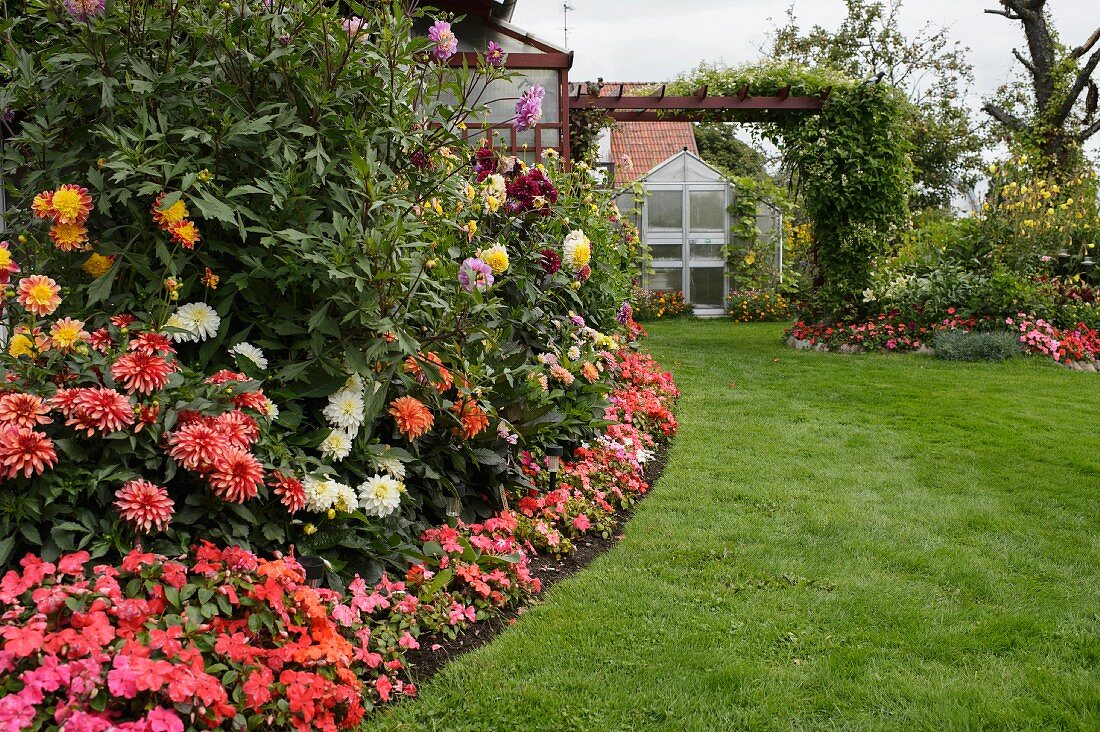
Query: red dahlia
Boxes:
[
  {"xmin": 167, "ymin": 421, "xmax": 225, "ymax": 472},
  {"xmin": 110, "ymin": 352, "xmax": 175, "ymax": 395},
  {"xmin": 0, "ymin": 426, "xmax": 58, "ymax": 479},
  {"xmin": 208, "ymin": 448, "xmax": 264, "ymax": 503}
]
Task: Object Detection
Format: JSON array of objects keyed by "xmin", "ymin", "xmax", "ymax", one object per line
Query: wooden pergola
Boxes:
[{"xmin": 569, "ymin": 83, "xmax": 828, "ymax": 123}]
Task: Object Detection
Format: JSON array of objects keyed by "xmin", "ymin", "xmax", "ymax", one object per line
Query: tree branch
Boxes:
[
  {"xmin": 1053, "ymin": 46, "xmax": 1100, "ymax": 126},
  {"xmin": 1078, "ymin": 116, "xmax": 1100, "ymax": 141},
  {"xmin": 1012, "ymin": 48, "xmax": 1038, "ymax": 76},
  {"xmin": 983, "ymin": 102, "xmax": 1027, "ymax": 130},
  {"xmin": 984, "ymin": 8, "xmax": 1020, "ymax": 20},
  {"xmin": 1072, "ymin": 27, "xmax": 1100, "ymax": 59}
]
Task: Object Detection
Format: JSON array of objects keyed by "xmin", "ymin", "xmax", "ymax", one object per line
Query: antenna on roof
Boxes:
[{"xmin": 563, "ymin": 3, "xmax": 573, "ymax": 49}]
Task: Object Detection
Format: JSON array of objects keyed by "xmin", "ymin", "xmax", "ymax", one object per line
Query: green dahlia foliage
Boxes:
[
  {"xmin": 0, "ymin": 1, "xmax": 639, "ymax": 573},
  {"xmin": 670, "ymin": 61, "xmax": 913, "ymax": 320}
]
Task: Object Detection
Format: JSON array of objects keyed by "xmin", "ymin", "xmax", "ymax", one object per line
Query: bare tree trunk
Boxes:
[{"xmin": 984, "ymin": 0, "xmax": 1100, "ymax": 169}]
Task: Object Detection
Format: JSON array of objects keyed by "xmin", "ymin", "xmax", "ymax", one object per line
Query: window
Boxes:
[
  {"xmin": 647, "ymin": 190, "xmax": 682, "ymax": 231},
  {"xmin": 689, "ymin": 189, "xmax": 726, "ymax": 231}
]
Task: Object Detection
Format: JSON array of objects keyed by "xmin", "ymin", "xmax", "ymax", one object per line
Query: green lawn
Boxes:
[{"xmin": 368, "ymin": 320, "xmax": 1100, "ymax": 731}]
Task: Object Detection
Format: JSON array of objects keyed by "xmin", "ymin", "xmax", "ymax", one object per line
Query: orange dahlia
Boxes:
[
  {"xmin": 403, "ymin": 352, "xmax": 453, "ymax": 393},
  {"xmin": 581, "ymin": 361, "xmax": 600, "ymax": 382},
  {"xmin": 208, "ymin": 448, "xmax": 264, "ymax": 503},
  {"xmin": 48, "ymin": 184, "xmax": 94, "ymax": 225},
  {"xmin": 0, "ymin": 393, "xmax": 52, "ymax": 429},
  {"xmin": 169, "ymin": 220, "xmax": 201, "ymax": 249},
  {"xmin": 17, "ymin": 275, "xmax": 62, "ymax": 316},
  {"xmin": 451, "ymin": 398, "xmax": 489, "ymax": 440},
  {"xmin": 49, "ymin": 223, "xmax": 89, "ymax": 252},
  {"xmin": 0, "ymin": 241, "xmax": 21, "ymax": 284},
  {"xmin": 110, "ymin": 352, "xmax": 175, "ymax": 395},
  {"xmin": 389, "ymin": 396, "xmax": 434, "ymax": 440},
  {"xmin": 0, "ymin": 426, "xmax": 58, "ymax": 479},
  {"xmin": 114, "ymin": 479, "xmax": 174, "ymax": 533}
]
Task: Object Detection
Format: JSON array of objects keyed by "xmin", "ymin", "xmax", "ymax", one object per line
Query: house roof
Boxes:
[{"xmin": 601, "ymin": 83, "xmax": 698, "ymax": 187}]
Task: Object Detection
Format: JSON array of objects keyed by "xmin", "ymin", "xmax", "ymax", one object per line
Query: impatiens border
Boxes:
[
  {"xmin": 0, "ymin": 344, "xmax": 679, "ymax": 730},
  {"xmin": 785, "ymin": 311, "xmax": 1100, "ymax": 369}
]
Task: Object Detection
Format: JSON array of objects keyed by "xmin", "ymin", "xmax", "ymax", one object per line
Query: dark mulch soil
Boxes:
[{"xmin": 402, "ymin": 443, "xmax": 671, "ymax": 683}]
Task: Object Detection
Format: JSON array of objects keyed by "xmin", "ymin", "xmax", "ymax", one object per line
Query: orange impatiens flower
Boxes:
[
  {"xmin": 389, "ymin": 396, "xmax": 434, "ymax": 440},
  {"xmin": 49, "ymin": 223, "xmax": 89, "ymax": 252},
  {"xmin": 451, "ymin": 398, "xmax": 488, "ymax": 440},
  {"xmin": 17, "ymin": 275, "xmax": 62, "ymax": 316},
  {"xmin": 169, "ymin": 220, "xmax": 201, "ymax": 249},
  {"xmin": 48, "ymin": 184, "xmax": 94, "ymax": 225}
]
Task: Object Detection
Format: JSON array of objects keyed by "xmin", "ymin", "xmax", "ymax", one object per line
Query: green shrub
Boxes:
[{"xmin": 932, "ymin": 330, "xmax": 1021, "ymax": 362}]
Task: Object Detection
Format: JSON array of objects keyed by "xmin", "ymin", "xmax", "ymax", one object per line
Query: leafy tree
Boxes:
[
  {"xmin": 982, "ymin": 0, "xmax": 1100, "ymax": 171},
  {"xmin": 768, "ymin": 0, "xmax": 982, "ymax": 210},
  {"xmin": 693, "ymin": 123, "xmax": 769, "ymax": 181}
]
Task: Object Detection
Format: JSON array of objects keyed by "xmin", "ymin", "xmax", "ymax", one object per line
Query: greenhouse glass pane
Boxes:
[
  {"xmin": 649, "ymin": 243, "xmax": 682, "ymax": 261},
  {"xmin": 689, "ymin": 189, "xmax": 726, "ymax": 231},
  {"xmin": 648, "ymin": 190, "xmax": 682, "ymax": 231},
  {"xmin": 690, "ymin": 240, "xmax": 724, "ymax": 259},
  {"xmin": 646, "ymin": 268, "xmax": 682, "ymax": 291},
  {"xmin": 689, "ymin": 267, "xmax": 725, "ymax": 306}
]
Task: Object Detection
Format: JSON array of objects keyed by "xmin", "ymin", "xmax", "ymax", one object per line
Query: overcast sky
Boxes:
[{"xmin": 512, "ymin": 0, "xmax": 1099, "ymax": 155}]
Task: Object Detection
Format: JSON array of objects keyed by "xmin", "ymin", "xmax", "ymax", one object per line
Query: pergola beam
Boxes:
[{"xmin": 574, "ymin": 94, "xmax": 824, "ymax": 112}]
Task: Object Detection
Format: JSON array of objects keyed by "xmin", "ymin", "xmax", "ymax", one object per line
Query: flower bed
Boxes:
[
  {"xmin": 727, "ymin": 290, "xmax": 794, "ymax": 322},
  {"xmin": 632, "ymin": 288, "xmax": 691, "ymax": 320},
  {"xmin": 786, "ymin": 310, "xmax": 1099, "ymax": 368},
  {"xmin": 0, "ymin": 347, "xmax": 678, "ymax": 729}
]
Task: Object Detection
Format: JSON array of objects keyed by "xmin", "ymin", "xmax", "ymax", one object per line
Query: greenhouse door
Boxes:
[
  {"xmin": 686, "ymin": 185, "xmax": 728, "ymax": 314},
  {"xmin": 643, "ymin": 183, "xmax": 728, "ymax": 315}
]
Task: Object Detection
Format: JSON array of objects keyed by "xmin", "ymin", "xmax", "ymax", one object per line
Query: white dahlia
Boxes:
[
  {"xmin": 323, "ymin": 388, "xmax": 365, "ymax": 432},
  {"xmin": 358, "ymin": 475, "xmax": 404, "ymax": 518},
  {"xmin": 319, "ymin": 429, "xmax": 354, "ymax": 462},
  {"xmin": 229, "ymin": 341, "xmax": 268, "ymax": 370}
]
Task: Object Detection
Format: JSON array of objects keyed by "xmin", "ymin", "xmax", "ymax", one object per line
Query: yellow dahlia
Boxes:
[
  {"xmin": 49, "ymin": 185, "xmax": 94, "ymax": 225},
  {"xmin": 31, "ymin": 191, "xmax": 54, "ymax": 221},
  {"xmin": 49, "ymin": 223, "xmax": 89, "ymax": 252},
  {"xmin": 49, "ymin": 317, "xmax": 90, "ymax": 352},
  {"xmin": 8, "ymin": 334, "xmax": 35, "ymax": 359},
  {"xmin": 478, "ymin": 244, "xmax": 509, "ymax": 274},
  {"xmin": 169, "ymin": 220, "xmax": 200, "ymax": 250},
  {"xmin": 82, "ymin": 253, "xmax": 114, "ymax": 278},
  {"xmin": 151, "ymin": 193, "xmax": 190, "ymax": 230},
  {"xmin": 17, "ymin": 275, "xmax": 62, "ymax": 317}
]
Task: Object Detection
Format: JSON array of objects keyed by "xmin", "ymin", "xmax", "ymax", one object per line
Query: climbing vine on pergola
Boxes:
[{"xmin": 575, "ymin": 61, "xmax": 913, "ymax": 320}]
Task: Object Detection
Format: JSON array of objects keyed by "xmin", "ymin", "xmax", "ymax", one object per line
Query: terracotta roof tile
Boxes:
[{"xmin": 597, "ymin": 83, "xmax": 698, "ymax": 187}]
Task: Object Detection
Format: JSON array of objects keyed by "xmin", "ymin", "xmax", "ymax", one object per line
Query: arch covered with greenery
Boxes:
[{"xmin": 668, "ymin": 62, "xmax": 913, "ymax": 320}]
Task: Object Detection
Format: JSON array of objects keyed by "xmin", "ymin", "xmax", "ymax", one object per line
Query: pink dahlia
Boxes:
[
  {"xmin": 427, "ymin": 19, "xmax": 458, "ymax": 61},
  {"xmin": 110, "ymin": 352, "xmax": 175, "ymax": 395},
  {"xmin": 129, "ymin": 331, "xmax": 176, "ymax": 355},
  {"xmin": 114, "ymin": 479, "xmax": 174, "ymax": 533},
  {"xmin": 513, "ymin": 84, "xmax": 544, "ymax": 131},
  {"xmin": 0, "ymin": 393, "xmax": 52, "ymax": 429},
  {"xmin": 0, "ymin": 426, "xmax": 58, "ymax": 479},
  {"xmin": 51, "ymin": 387, "xmax": 135, "ymax": 436},
  {"xmin": 208, "ymin": 449, "xmax": 264, "ymax": 503},
  {"xmin": 270, "ymin": 471, "xmax": 306, "ymax": 513},
  {"xmin": 212, "ymin": 410, "xmax": 259, "ymax": 450},
  {"xmin": 63, "ymin": 0, "xmax": 105, "ymax": 22},
  {"xmin": 486, "ymin": 41, "xmax": 505, "ymax": 68},
  {"xmin": 167, "ymin": 421, "xmax": 225, "ymax": 472}
]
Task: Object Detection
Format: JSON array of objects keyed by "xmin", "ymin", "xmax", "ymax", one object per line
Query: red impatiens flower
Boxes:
[
  {"xmin": 0, "ymin": 393, "xmax": 52, "ymax": 429},
  {"xmin": 167, "ymin": 421, "xmax": 225, "ymax": 472},
  {"xmin": 270, "ymin": 471, "xmax": 306, "ymax": 513},
  {"xmin": 208, "ymin": 448, "xmax": 264, "ymax": 503},
  {"xmin": 0, "ymin": 426, "xmax": 58, "ymax": 479},
  {"xmin": 114, "ymin": 479, "xmax": 174, "ymax": 532},
  {"xmin": 110, "ymin": 352, "xmax": 175, "ymax": 395}
]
